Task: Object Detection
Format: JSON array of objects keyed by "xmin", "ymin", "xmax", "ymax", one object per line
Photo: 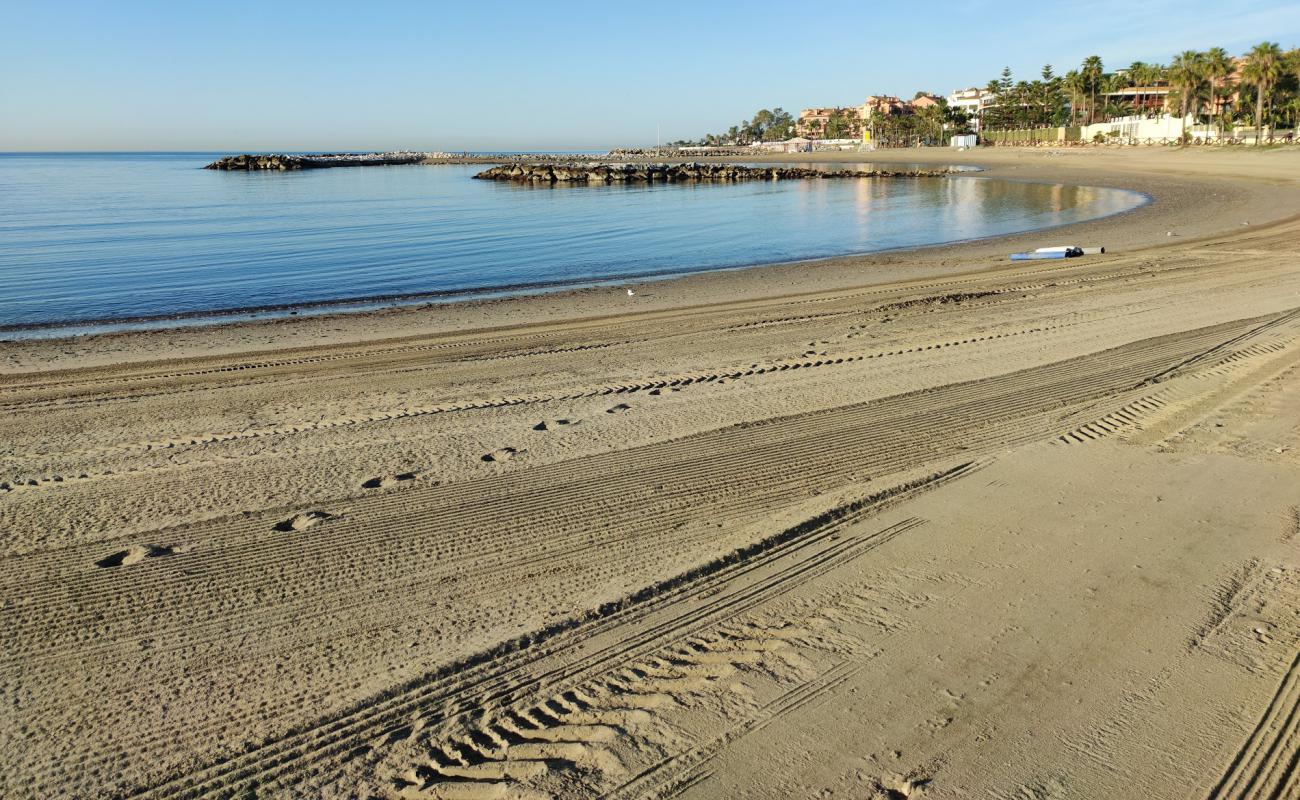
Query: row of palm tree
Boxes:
[
  {"xmin": 983, "ymin": 43, "xmax": 1300, "ymax": 144},
  {"xmin": 865, "ymin": 104, "xmax": 958, "ymax": 147}
]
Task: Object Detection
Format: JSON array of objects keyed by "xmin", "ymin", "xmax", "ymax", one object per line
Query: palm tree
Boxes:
[
  {"xmin": 1142, "ymin": 62, "xmax": 1169, "ymax": 112},
  {"xmin": 1283, "ymin": 96, "xmax": 1300, "ymax": 133},
  {"xmin": 1145, "ymin": 62, "xmax": 1167, "ymax": 84},
  {"xmin": 915, "ymin": 104, "xmax": 944, "ymax": 145},
  {"xmin": 1063, "ymin": 70, "xmax": 1085, "ymax": 126},
  {"xmin": 1081, "ymin": 55, "xmax": 1104, "ymax": 123},
  {"xmin": 1288, "ymin": 48, "xmax": 1300, "ymax": 133},
  {"xmin": 1203, "ymin": 47, "xmax": 1234, "ymax": 138},
  {"xmin": 1126, "ymin": 61, "xmax": 1148, "ymax": 115},
  {"xmin": 1168, "ymin": 50, "xmax": 1206, "ymax": 140},
  {"xmin": 1241, "ymin": 41, "xmax": 1284, "ymax": 143},
  {"xmin": 1101, "ymin": 73, "xmax": 1129, "ymax": 119}
]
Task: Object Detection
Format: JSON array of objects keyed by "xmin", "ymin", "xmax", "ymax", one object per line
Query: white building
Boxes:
[
  {"xmin": 946, "ymin": 88, "xmax": 996, "ymax": 133},
  {"xmin": 1080, "ymin": 113, "xmax": 1200, "ymax": 143},
  {"xmin": 751, "ymin": 137, "xmax": 813, "ymax": 153}
]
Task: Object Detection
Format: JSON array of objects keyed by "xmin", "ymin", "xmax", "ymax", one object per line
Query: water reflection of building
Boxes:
[
  {"xmin": 738, "ymin": 176, "xmax": 1135, "ymax": 265},
  {"xmin": 938, "ymin": 175, "xmax": 980, "ymax": 237}
]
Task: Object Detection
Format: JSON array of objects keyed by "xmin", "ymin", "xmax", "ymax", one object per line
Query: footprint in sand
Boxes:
[
  {"xmin": 533, "ymin": 418, "xmax": 579, "ymax": 432},
  {"xmin": 96, "ymin": 543, "xmax": 181, "ymax": 568},
  {"xmin": 878, "ymin": 773, "xmax": 931, "ymax": 799},
  {"xmin": 482, "ymin": 447, "xmax": 521, "ymax": 463},
  {"xmin": 361, "ymin": 471, "xmax": 421, "ymax": 489},
  {"xmin": 273, "ymin": 511, "xmax": 335, "ymax": 532},
  {"xmin": 606, "ymin": 403, "xmax": 632, "ymax": 414}
]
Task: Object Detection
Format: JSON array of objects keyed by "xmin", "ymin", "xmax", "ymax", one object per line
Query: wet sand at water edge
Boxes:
[{"xmin": 3, "ymin": 147, "xmax": 1300, "ymax": 799}]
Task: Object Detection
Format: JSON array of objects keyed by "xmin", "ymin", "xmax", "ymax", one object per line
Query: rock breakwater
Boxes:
[
  {"xmin": 472, "ymin": 162, "xmax": 953, "ymax": 184},
  {"xmin": 205, "ymin": 152, "xmax": 438, "ymax": 171}
]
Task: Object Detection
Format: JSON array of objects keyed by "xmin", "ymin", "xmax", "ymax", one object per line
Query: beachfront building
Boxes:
[
  {"xmin": 946, "ymin": 88, "xmax": 996, "ymax": 132},
  {"xmin": 1081, "ymin": 113, "xmax": 1199, "ymax": 142},
  {"xmin": 796, "ymin": 107, "xmax": 864, "ymax": 140},
  {"xmin": 859, "ymin": 95, "xmax": 909, "ymax": 118},
  {"xmin": 795, "ymin": 108, "xmax": 837, "ymax": 138},
  {"xmin": 1103, "ymin": 55, "xmax": 1247, "ymax": 123},
  {"xmin": 798, "ymin": 93, "xmax": 949, "ymax": 142},
  {"xmin": 1102, "ymin": 84, "xmax": 1173, "ymax": 115}
]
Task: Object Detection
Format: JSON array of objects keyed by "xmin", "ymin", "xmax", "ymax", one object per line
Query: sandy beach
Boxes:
[{"xmin": 3, "ymin": 146, "xmax": 1300, "ymax": 799}]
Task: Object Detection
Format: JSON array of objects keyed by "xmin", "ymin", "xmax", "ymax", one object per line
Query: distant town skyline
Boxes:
[{"xmin": 3, "ymin": 0, "xmax": 1299, "ymax": 152}]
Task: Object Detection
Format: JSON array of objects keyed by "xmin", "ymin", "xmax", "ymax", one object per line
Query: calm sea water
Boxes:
[{"xmin": 0, "ymin": 153, "xmax": 1146, "ymax": 333}]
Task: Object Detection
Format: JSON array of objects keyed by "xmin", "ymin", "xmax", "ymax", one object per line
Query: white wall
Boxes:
[{"xmin": 1081, "ymin": 114, "xmax": 1202, "ymax": 142}]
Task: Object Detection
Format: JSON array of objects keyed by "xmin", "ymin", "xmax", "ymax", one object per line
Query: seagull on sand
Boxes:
[{"xmin": 627, "ymin": 288, "xmax": 635, "ymax": 296}]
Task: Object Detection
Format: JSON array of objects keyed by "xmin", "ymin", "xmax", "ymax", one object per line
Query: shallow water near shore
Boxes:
[{"xmin": 0, "ymin": 152, "xmax": 1146, "ymax": 333}]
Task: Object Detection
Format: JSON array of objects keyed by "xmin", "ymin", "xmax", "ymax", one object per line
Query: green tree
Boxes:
[
  {"xmin": 1040, "ymin": 64, "xmax": 1062, "ymax": 125},
  {"xmin": 1125, "ymin": 61, "xmax": 1148, "ymax": 113},
  {"xmin": 944, "ymin": 102, "xmax": 973, "ymax": 135},
  {"xmin": 1242, "ymin": 42, "xmax": 1284, "ymax": 143},
  {"xmin": 915, "ymin": 104, "xmax": 945, "ymax": 144},
  {"xmin": 983, "ymin": 68, "xmax": 1015, "ymax": 131},
  {"xmin": 998, "ymin": 66, "xmax": 1014, "ymax": 96},
  {"xmin": 1286, "ymin": 49, "xmax": 1300, "ymax": 131},
  {"xmin": 1168, "ymin": 50, "xmax": 1207, "ymax": 140},
  {"xmin": 769, "ymin": 108, "xmax": 790, "ymax": 140},
  {"xmin": 1201, "ymin": 49, "xmax": 1231, "ymax": 112},
  {"xmin": 1201, "ymin": 48, "xmax": 1233, "ymax": 139},
  {"xmin": 1063, "ymin": 70, "xmax": 1086, "ymax": 125},
  {"xmin": 1099, "ymin": 73, "xmax": 1130, "ymax": 119},
  {"xmin": 825, "ymin": 109, "xmax": 852, "ymax": 139},
  {"xmin": 1081, "ymin": 55, "xmax": 1105, "ymax": 123},
  {"xmin": 1282, "ymin": 95, "xmax": 1300, "ymax": 131}
]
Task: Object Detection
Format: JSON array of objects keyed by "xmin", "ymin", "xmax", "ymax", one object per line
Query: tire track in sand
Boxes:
[
  {"xmin": 1207, "ymin": 651, "xmax": 1300, "ymax": 799},
  {"xmin": 116, "ymin": 469, "xmax": 959, "ymax": 800}
]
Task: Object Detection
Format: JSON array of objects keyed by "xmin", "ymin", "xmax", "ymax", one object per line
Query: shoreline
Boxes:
[
  {"xmin": 4, "ymin": 146, "xmax": 1299, "ymax": 372},
  {"xmin": 0, "ymin": 175, "xmax": 1149, "ymax": 341}
]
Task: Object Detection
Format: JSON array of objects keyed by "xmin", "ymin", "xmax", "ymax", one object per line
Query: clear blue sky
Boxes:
[{"xmin": 3, "ymin": 0, "xmax": 1299, "ymax": 151}]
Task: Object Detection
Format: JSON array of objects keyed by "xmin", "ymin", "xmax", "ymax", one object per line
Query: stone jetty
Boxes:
[
  {"xmin": 204, "ymin": 152, "xmax": 438, "ymax": 171},
  {"xmin": 472, "ymin": 162, "xmax": 954, "ymax": 184}
]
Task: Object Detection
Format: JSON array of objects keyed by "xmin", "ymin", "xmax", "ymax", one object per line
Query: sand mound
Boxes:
[{"xmin": 273, "ymin": 511, "xmax": 335, "ymax": 532}]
